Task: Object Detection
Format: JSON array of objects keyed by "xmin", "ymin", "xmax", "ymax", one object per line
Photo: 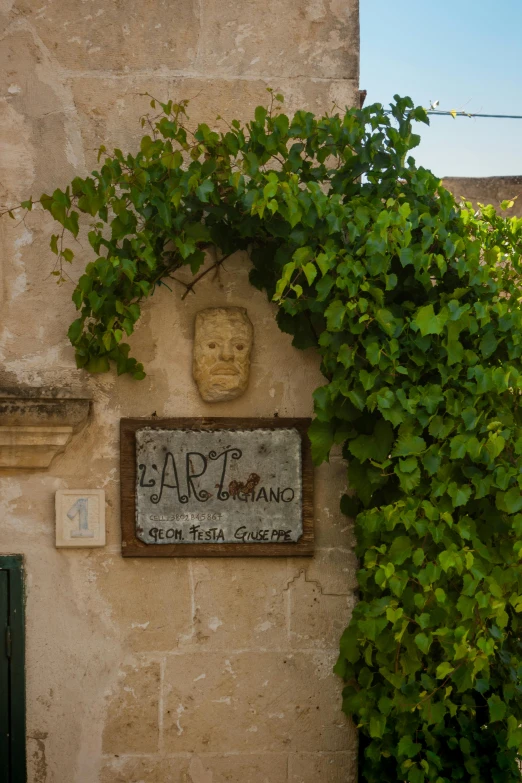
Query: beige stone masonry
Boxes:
[
  {"xmin": 160, "ymin": 651, "xmax": 353, "ymax": 754},
  {"xmin": 0, "ymin": 425, "xmax": 73, "ymax": 468},
  {"xmin": 0, "ymin": 0, "xmax": 360, "ymax": 780},
  {"xmin": 100, "ymin": 752, "xmax": 357, "ymax": 783},
  {"xmin": 443, "ymin": 175, "xmax": 522, "ymax": 216},
  {"xmin": 11, "ymin": 0, "xmax": 359, "ymax": 79},
  {"xmin": 100, "ymin": 754, "xmax": 291, "ymax": 783},
  {"xmin": 102, "ymin": 659, "xmax": 161, "ymax": 754},
  {"xmin": 0, "ymin": 390, "xmax": 90, "ymax": 468}
]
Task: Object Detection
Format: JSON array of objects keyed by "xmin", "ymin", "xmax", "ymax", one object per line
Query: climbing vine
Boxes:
[{"xmin": 4, "ymin": 93, "xmax": 522, "ymax": 782}]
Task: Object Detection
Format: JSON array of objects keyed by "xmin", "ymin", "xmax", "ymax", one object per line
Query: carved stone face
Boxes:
[{"xmin": 193, "ymin": 307, "xmax": 254, "ymax": 403}]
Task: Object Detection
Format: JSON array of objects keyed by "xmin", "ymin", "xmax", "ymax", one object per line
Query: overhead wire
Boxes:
[
  {"xmin": 427, "ymin": 111, "xmax": 522, "ymax": 120},
  {"xmin": 382, "ymin": 109, "xmax": 522, "ymax": 120}
]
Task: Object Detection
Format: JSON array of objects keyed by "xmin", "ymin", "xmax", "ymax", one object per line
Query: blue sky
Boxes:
[{"xmin": 361, "ymin": 0, "xmax": 522, "ymax": 177}]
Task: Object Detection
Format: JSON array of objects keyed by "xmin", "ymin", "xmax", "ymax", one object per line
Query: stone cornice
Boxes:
[{"xmin": 0, "ymin": 389, "xmax": 91, "ymax": 469}]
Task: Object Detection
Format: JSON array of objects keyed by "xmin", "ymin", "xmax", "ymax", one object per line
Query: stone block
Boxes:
[
  {"xmin": 197, "ymin": 0, "xmax": 359, "ymax": 79},
  {"xmin": 0, "ymin": 28, "xmax": 84, "ymax": 194},
  {"xmin": 289, "ymin": 570, "xmax": 354, "ymax": 650},
  {"xmin": 289, "ymin": 751, "xmax": 357, "ymax": 782},
  {"xmin": 313, "ymin": 448, "xmax": 354, "ymax": 549},
  {"xmin": 189, "ymin": 559, "xmax": 288, "ymax": 649},
  {"xmin": 100, "ymin": 757, "xmax": 187, "ymax": 783},
  {"xmin": 102, "ymin": 659, "xmax": 161, "ymax": 754},
  {"xmin": 101, "ymin": 753, "xmax": 288, "ymax": 782},
  {"xmin": 198, "ymin": 753, "xmax": 288, "ymax": 782},
  {"xmin": 26, "ymin": 732, "xmax": 48, "ymax": 783},
  {"xmin": 443, "ymin": 176, "xmax": 522, "ymax": 217},
  {"xmin": 0, "ymin": 388, "xmax": 91, "ymax": 428},
  {"xmin": 163, "ymin": 651, "xmax": 351, "ymax": 752},
  {"xmin": 11, "ymin": 0, "xmax": 200, "ymax": 72},
  {"xmin": 0, "ymin": 426, "xmax": 73, "ymax": 469},
  {"xmin": 70, "ymin": 76, "xmax": 360, "ymax": 169},
  {"xmin": 9, "ymin": 0, "xmax": 358, "ymax": 79},
  {"xmin": 288, "ymin": 547, "xmax": 359, "ymax": 597},
  {"xmin": 94, "ymin": 557, "xmax": 192, "ymax": 652}
]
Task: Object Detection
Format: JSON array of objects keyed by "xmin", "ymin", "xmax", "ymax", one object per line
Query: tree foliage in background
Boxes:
[{"xmin": 5, "ymin": 93, "xmax": 522, "ymax": 782}]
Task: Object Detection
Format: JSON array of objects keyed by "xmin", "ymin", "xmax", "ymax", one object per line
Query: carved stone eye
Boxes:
[
  {"xmin": 236, "ymin": 344, "xmax": 244, "ymax": 351},
  {"xmin": 208, "ymin": 342, "xmax": 216, "ymax": 349}
]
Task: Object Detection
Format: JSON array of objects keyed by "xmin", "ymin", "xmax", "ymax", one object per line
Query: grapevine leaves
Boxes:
[{"xmin": 8, "ymin": 94, "xmax": 522, "ymax": 783}]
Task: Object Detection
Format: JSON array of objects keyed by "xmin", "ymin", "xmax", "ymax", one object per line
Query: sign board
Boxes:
[
  {"xmin": 120, "ymin": 418, "xmax": 313, "ymax": 557},
  {"xmin": 55, "ymin": 489, "xmax": 106, "ymax": 547}
]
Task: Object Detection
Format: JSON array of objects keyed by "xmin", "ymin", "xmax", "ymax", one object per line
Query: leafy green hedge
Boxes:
[{"xmin": 6, "ymin": 94, "xmax": 522, "ymax": 782}]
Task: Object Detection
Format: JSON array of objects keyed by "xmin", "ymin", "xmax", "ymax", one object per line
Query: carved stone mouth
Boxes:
[{"xmin": 211, "ymin": 365, "xmax": 239, "ymax": 376}]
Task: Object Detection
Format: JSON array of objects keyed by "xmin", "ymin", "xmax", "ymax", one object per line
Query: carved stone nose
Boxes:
[{"xmin": 220, "ymin": 344, "xmax": 234, "ymax": 360}]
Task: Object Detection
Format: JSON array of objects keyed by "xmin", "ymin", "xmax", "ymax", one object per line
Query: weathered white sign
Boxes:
[
  {"xmin": 135, "ymin": 427, "xmax": 303, "ymax": 545},
  {"xmin": 55, "ymin": 489, "xmax": 106, "ymax": 547}
]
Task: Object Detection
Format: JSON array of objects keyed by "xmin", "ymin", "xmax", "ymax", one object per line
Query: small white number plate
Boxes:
[{"xmin": 55, "ymin": 489, "xmax": 106, "ymax": 548}]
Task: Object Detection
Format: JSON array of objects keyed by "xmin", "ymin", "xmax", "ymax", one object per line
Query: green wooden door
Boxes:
[
  {"xmin": 0, "ymin": 569, "xmax": 9, "ymax": 780},
  {"xmin": 0, "ymin": 557, "xmax": 25, "ymax": 782}
]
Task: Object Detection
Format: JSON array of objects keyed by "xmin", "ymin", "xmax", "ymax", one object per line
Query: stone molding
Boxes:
[{"xmin": 0, "ymin": 389, "xmax": 91, "ymax": 469}]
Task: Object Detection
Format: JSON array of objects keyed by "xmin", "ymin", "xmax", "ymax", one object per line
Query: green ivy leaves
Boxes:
[{"xmin": 7, "ymin": 93, "xmax": 522, "ymax": 783}]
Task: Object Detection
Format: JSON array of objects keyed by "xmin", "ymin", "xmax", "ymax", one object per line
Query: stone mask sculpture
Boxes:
[{"xmin": 193, "ymin": 307, "xmax": 254, "ymax": 402}]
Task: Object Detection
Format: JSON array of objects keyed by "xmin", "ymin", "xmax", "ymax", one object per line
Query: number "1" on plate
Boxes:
[{"xmin": 67, "ymin": 497, "xmax": 94, "ymax": 538}]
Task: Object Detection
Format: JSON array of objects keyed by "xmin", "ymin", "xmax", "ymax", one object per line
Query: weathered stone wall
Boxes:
[
  {"xmin": 0, "ymin": 1, "xmax": 360, "ymax": 781},
  {"xmin": 444, "ymin": 176, "xmax": 522, "ymax": 217}
]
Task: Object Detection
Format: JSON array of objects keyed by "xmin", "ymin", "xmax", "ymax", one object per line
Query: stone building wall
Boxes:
[
  {"xmin": 0, "ymin": 1, "xmax": 360, "ymax": 781},
  {"xmin": 443, "ymin": 175, "xmax": 522, "ymax": 216}
]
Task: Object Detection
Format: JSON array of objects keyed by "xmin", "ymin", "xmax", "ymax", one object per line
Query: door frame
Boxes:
[{"xmin": 0, "ymin": 555, "xmax": 26, "ymax": 783}]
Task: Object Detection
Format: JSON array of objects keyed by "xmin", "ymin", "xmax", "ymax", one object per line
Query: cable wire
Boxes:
[
  {"xmin": 428, "ymin": 110, "xmax": 522, "ymax": 120},
  {"xmin": 383, "ymin": 109, "xmax": 522, "ymax": 120}
]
